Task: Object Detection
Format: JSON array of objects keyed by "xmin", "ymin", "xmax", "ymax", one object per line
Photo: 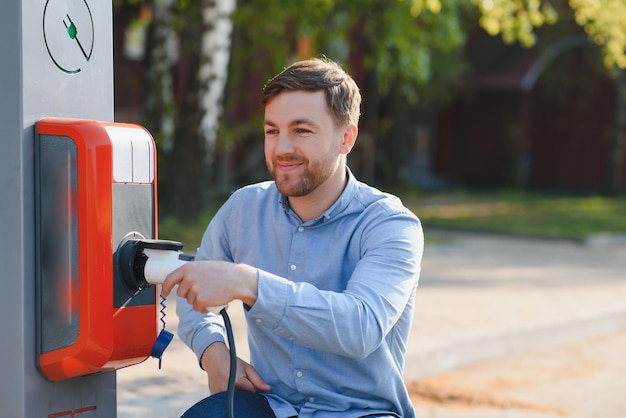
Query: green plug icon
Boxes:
[{"xmin": 63, "ymin": 14, "xmax": 89, "ymax": 61}]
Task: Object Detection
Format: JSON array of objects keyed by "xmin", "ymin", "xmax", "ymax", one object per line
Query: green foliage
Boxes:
[
  {"xmin": 364, "ymin": 0, "xmax": 467, "ymax": 100},
  {"xmin": 229, "ymin": 0, "xmax": 467, "ymax": 103},
  {"xmin": 569, "ymin": 0, "xmax": 626, "ymax": 69},
  {"xmin": 469, "ymin": 0, "xmax": 626, "ymax": 70},
  {"xmin": 471, "ymin": 0, "xmax": 558, "ymax": 47}
]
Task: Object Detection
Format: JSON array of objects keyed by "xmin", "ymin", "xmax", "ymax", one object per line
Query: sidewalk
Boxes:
[{"xmin": 117, "ymin": 230, "xmax": 626, "ymax": 417}]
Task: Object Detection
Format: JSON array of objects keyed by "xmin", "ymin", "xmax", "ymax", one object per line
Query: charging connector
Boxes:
[
  {"xmin": 117, "ymin": 238, "xmax": 184, "ymax": 292},
  {"xmin": 116, "ymin": 238, "xmax": 226, "ymax": 313}
]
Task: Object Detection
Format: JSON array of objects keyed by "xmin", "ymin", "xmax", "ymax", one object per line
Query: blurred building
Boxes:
[{"xmin": 435, "ymin": 33, "xmax": 625, "ymax": 193}]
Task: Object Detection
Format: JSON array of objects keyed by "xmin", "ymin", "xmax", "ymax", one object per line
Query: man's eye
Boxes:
[
  {"xmin": 295, "ymin": 128, "xmax": 312, "ymax": 134},
  {"xmin": 265, "ymin": 129, "xmax": 278, "ymax": 135}
]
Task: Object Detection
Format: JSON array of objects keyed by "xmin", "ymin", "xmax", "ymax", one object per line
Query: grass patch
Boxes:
[
  {"xmin": 158, "ymin": 205, "xmax": 221, "ymax": 253},
  {"xmin": 405, "ymin": 191, "xmax": 626, "ymax": 241},
  {"xmin": 158, "ymin": 217, "xmax": 207, "ymax": 253}
]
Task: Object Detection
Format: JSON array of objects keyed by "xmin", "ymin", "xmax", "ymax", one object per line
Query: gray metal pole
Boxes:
[{"xmin": 1, "ymin": 0, "xmax": 117, "ymax": 416}]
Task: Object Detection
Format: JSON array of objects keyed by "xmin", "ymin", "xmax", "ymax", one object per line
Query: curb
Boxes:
[{"xmin": 585, "ymin": 233, "xmax": 626, "ymax": 247}]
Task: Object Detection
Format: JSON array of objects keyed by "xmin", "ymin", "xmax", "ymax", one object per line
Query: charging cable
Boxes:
[
  {"xmin": 117, "ymin": 238, "xmax": 236, "ymax": 418},
  {"xmin": 221, "ymin": 308, "xmax": 236, "ymax": 418}
]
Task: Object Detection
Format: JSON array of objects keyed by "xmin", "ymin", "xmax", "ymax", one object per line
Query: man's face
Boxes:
[{"xmin": 264, "ymin": 90, "xmax": 344, "ymax": 197}]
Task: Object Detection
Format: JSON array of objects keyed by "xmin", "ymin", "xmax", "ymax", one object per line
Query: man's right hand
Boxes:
[{"xmin": 201, "ymin": 342, "xmax": 271, "ymax": 395}]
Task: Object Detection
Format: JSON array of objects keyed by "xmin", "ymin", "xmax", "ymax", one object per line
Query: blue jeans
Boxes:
[
  {"xmin": 180, "ymin": 390, "xmax": 277, "ymax": 418},
  {"xmin": 180, "ymin": 390, "xmax": 399, "ymax": 418}
]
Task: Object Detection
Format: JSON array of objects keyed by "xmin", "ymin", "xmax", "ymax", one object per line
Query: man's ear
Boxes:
[{"xmin": 340, "ymin": 123, "xmax": 358, "ymax": 155}]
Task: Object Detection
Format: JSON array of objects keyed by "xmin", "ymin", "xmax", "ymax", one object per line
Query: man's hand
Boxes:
[
  {"xmin": 161, "ymin": 260, "xmax": 259, "ymax": 312},
  {"xmin": 201, "ymin": 342, "xmax": 271, "ymax": 395}
]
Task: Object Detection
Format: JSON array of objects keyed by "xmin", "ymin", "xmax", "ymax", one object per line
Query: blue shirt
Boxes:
[{"xmin": 177, "ymin": 170, "xmax": 423, "ymax": 418}]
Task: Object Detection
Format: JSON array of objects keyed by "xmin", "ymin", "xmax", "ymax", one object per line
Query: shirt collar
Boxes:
[{"xmin": 278, "ymin": 167, "xmax": 359, "ymax": 225}]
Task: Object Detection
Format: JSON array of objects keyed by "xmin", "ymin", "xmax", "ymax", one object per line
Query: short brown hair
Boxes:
[{"xmin": 262, "ymin": 58, "xmax": 361, "ymax": 128}]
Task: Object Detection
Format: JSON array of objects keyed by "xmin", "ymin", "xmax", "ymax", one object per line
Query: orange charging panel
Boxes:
[{"xmin": 35, "ymin": 117, "xmax": 159, "ymax": 381}]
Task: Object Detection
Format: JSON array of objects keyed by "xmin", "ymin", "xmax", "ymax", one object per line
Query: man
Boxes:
[{"xmin": 162, "ymin": 58, "xmax": 423, "ymax": 418}]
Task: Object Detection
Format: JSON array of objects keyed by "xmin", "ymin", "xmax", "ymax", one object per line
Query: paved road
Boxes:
[
  {"xmin": 412, "ymin": 330, "xmax": 626, "ymax": 417},
  {"xmin": 404, "ymin": 231, "xmax": 626, "ymax": 381},
  {"xmin": 117, "ymin": 231, "xmax": 626, "ymax": 417}
]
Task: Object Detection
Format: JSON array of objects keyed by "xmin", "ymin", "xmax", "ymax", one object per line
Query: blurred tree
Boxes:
[
  {"xmin": 224, "ymin": 0, "xmax": 470, "ymax": 186},
  {"xmin": 114, "ymin": 0, "xmax": 626, "ymax": 220},
  {"xmin": 127, "ymin": 0, "xmax": 235, "ymax": 220},
  {"xmin": 162, "ymin": 0, "xmax": 234, "ymax": 220}
]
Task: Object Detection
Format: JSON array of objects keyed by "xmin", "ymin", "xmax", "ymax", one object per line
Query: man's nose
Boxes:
[{"xmin": 274, "ymin": 132, "xmax": 295, "ymax": 154}]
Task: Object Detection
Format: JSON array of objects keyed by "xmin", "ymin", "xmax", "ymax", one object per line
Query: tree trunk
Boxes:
[
  {"xmin": 380, "ymin": 87, "xmax": 411, "ymax": 186},
  {"xmin": 198, "ymin": 0, "xmax": 236, "ymax": 187},
  {"xmin": 353, "ymin": 71, "xmax": 379, "ymax": 184},
  {"xmin": 159, "ymin": 0, "xmax": 235, "ymax": 221},
  {"xmin": 158, "ymin": 2, "xmax": 206, "ymax": 221},
  {"xmin": 142, "ymin": 0, "xmax": 176, "ymax": 169}
]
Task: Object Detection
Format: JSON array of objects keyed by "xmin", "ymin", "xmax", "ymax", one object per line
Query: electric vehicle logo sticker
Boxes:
[{"xmin": 43, "ymin": 0, "xmax": 94, "ymax": 74}]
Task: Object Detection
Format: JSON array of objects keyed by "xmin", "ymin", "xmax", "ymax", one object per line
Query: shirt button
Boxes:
[
  {"xmin": 255, "ymin": 318, "xmax": 262, "ymax": 324},
  {"xmin": 290, "ymin": 264, "xmax": 297, "ymax": 271},
  {"xmin": 296, "ymin": 371, "xmax": 303, "ymax": 378},
  {"xmin": 298, "ymin": 226, "xmax": 304, "ymax": 232},
  {"xmin": 308, "ymin": 397, "xmax": 315, "ymax": 402}
]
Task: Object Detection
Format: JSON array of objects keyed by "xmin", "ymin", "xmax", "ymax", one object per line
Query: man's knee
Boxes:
[{"xmin": 181, "ymin": 390, "xmax": 276, "ymax": 418}]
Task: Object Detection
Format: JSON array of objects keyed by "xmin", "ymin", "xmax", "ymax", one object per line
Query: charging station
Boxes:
[
  {"xmin": 35, "ymin": 117, "xmax": 160, "ymax": 382},
  {"xmin": 0, "ymin": 0, "xmax": 164, "ymax": 416}
]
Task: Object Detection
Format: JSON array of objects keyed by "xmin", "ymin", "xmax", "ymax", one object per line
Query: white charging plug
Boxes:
[{"xmin": 143, "ymin": 248, "xmax": 227, "ymax": 315}]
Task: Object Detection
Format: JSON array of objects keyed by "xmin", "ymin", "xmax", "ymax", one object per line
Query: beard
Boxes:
[{"xmin": 269, "ymin": 154, "xmax": 339, "ymax": 197}]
